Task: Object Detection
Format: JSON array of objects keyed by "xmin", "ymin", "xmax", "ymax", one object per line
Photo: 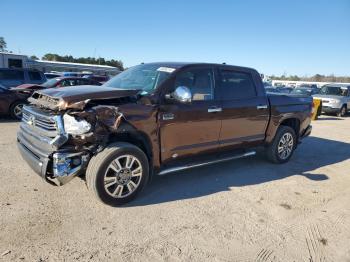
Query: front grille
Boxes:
[
  {"xmin": 21, "ymin": 106, "xmax": 63, "ymax": 138},
  {"xmin": 22, "ymin": 110, "xmax": 57, "ymax": 132},
  {"xmin": 19, "ymin": 105, "xmax": 68, "ymax": 152}
]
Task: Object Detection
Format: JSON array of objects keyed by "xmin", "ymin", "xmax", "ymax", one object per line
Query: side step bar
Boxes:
[{"xmin": 158, "ymin": 151, "xmax": 256, "ymax": 176}]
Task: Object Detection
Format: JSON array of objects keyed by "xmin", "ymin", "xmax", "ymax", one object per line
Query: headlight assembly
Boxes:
[
  {"xmin": 328, "ymin": 99, "xmax": 340, "ymax": 105},
  {"xmin": 63, "ymin": 114, "xmax": 91, "ymax": 135}
]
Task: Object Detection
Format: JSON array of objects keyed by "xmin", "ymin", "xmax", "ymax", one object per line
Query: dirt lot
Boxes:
[{"xmin": 0, "ymin": 116, "xmax": 350, "ymax": 262}]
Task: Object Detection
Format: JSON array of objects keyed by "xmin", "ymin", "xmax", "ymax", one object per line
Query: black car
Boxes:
[
  {"xmin": 0, "ymin": 84, "xmax": 29, "ymax": 119},
  {"xmin": 0, "ymin": 68, "xmax": 46, "ymax": 88}
]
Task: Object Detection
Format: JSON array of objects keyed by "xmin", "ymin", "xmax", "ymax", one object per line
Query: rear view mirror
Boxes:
[{"xmin": 166, "ymin": 86, "xmax": 192, "ymax": 103}]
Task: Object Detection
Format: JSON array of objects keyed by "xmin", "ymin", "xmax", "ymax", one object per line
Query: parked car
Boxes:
[
  {"xmin": 83, "ymin": 74, "xmax": 109, "ymax": 83},
  {"xmin": 0, "ymin": 68, "xmax": 46, "ymax": 88},
  {"xmin": 0, "ymin": 84, "xmax": 29, "ymax": 119},
  {"xmin": 265, "ymin": 86, "xmax": 292, "ymax": 94},
  {"xmin": 62, "ymin": 72, "xmax": 81, "ymax": 77},
  {"xmin": 6, "ymin": 77, "xmax": 102, "ymax": 119},
  {"xmin": 278, "ymin": 87, "xmax": 293, "ymax": 94},
  {"xmin": 291, "ymin": 87, "xmax": 319, "ymax": 96},
  {"xmin": 44, "ymin": 73, "xmax": 62, "ymax": 79},
  {"xmin": 265, "ymin": 87, "xmax": 281, "ymax": 94},
  {"xmin": 17, "ymin": 62, "xmax": 312, "ymax": 206},
  {"xmin": 299, "ymin": 84, "xmax": 318, "ymax": 89},
  {"xmin": 313, "ymin": 84, "xmax": 350, "ymax": 117},
  {"xmin": 14, "ymin": 77, "xmax": 102, "ymax": 91}
]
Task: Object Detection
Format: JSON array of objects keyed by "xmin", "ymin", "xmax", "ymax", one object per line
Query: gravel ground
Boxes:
[{"xmin": 0, "ymin": 115, "xmax": 350, "ymax": 262}]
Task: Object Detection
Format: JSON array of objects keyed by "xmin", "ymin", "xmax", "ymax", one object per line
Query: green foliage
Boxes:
[
  {"xmin": 41, "ymin": 53, "xmax": 124, "ymax": 71},
  {"xmin": 30, "ymin": 55, "xmax": 39, "ymax": 60},
  {"xmin": 0, "ymin": 37, "xmax": 7, "ymax": 51},
  {"xmin": 270, "ymin": 74, "xmax": 350, "ymax": 83}
]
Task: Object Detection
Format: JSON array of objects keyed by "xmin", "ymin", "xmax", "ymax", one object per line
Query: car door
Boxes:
[
  {"xmin": 217, "ymin": 68, "xmax": 270, "ymax": 149},
  {"xmin": 159, "ymin": 66, "xmax": 222, "ymax": 163}
]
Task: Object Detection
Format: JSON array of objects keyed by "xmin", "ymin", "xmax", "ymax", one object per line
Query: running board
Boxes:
[{"xmin": 158, "ymin": 151, "xmax": 256, "ymax": 176}]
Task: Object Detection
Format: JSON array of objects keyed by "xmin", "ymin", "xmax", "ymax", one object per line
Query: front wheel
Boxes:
[
  {"xmin": 266, "ymin": 126, "xmax": 296, "ymax": 164},
  {"xmin": 86, "ymin": 142, "xmax": 149, "ymax": 206},
  {"xmin": 337, "ymin": 105, "xmax": 347, "ymax": 117}
]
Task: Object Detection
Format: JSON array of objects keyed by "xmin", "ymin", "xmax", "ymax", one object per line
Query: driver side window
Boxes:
[{"xmin": 175, "ymin": 68, "xmax": 214, "ymax": 101}]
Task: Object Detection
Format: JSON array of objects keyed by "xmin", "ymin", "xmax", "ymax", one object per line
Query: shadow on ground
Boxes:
[
  {"xmin": 318, "ymin": 117, "xmax": 345, "ymax": 121},
  {"xmin": 129, "ymin": 137, "xmax": 350, "ymax": 207},
  {"xmin": 0, "ymin": 116, "xmax": 19, "ymax": 123}
]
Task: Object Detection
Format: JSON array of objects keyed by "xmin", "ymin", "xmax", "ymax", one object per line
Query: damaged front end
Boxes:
[{"xmin": 18, "ymin": 89, "xmax": 135, "ymax": 186}]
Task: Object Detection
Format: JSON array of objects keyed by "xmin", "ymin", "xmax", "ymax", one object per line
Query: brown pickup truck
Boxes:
[{"xmin": 17, "ymin": 63, "xmax": 312, "ymax": 206}]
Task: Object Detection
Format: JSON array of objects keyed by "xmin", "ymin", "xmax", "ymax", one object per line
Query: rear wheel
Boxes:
[
  {"xmin": 337, "ymin": 105, "xmax": 347, "ymax": 117},
  {"xmin": 9, "ymin": 101, "xmax": 26, "ymax": 120},
  {"xmin": 86, "ymin": 142, "xmax": 149, "ymax": 206},
  {"xmin": 266, "ymin": 126, "xmax": 296, "ymax": 164}
]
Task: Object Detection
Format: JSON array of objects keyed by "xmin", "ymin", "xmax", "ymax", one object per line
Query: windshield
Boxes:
[
  {"xmin": 41, "ymin": 78, "xmax": 59, "ymax": 88},
  {"xmin": 103, "ymin": 64, "xmax": 174, "ymax": 93},
  {"xmin": 320, "ymin": 86, "xmax": 348, "ymax": 96}
]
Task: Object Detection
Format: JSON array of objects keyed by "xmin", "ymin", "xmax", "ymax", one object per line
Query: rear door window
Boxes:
[{"xmin": 218, "ymin": 70, "xmax": 257, "ymax": 100}]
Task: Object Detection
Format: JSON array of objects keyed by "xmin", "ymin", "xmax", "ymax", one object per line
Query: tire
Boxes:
[
  {"xmin": 337, "ymin": 105, "xmax": 347, "ymax": 117},
  {"xmin": 266, "ymin": 126, "xmax": 297, "ymax": 164},
  {"xmin": 9, "ymin": 101, "xmax": 26, "ymax": 120},
  {"xmin": 86, "ymin": 142, "xmax": 149, "ymax": 206}
]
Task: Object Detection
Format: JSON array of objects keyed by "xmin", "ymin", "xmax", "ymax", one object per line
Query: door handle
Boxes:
[
  {"xmin": 208, "ymin": 107, "xmax": 222, "ymax": 113},
  {"xmin": 257, "ymin": 105, "xmax": 268, "ymax": 110}
]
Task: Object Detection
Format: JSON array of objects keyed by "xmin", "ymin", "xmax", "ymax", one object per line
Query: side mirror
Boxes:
[{"xmin": 166, "ymin": 86, "xmax": 192, "ymax": 103}]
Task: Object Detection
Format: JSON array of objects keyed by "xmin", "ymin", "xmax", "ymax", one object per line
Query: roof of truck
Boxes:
[{"xmin": 141, "ymin": 62, "xmax": 258, "ymax": 72}]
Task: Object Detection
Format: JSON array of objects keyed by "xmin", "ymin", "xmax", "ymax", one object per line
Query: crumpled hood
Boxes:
[{"xmin": 29, "ymin": 85, "xmax": 141, "ymax": 110}]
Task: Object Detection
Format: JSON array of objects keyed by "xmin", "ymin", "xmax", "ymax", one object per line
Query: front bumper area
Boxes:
[
  {"xmin": 322, "ymin": 106, "xmax": 340, "ymax": 114},
  {"xmin": 17, "ymin": 133, "xmax": 90, "ymax": 185},
  {"xmin": 17, "ymin": 138, "xmax": 49, "ymax": 179},
  {"xmin": 17, "ymin": 106, "xmax": 91, "ymax": 185}
]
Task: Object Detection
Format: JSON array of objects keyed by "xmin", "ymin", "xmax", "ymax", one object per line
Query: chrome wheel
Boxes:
[
  {"xmin": 13, "ymin": 104, "xmax": 24, "ymax": 119},
  {"xmin": 277, "ymin": 132, "xmax": 294, "ymax": 160},
  {"xmin": 104, "ymin": 155, "xmax": 143, "ymax": 198}
]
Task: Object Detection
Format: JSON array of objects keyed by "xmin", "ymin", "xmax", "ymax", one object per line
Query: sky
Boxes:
[{"xmin": 1, "ymin": 0, "xmax": 349, "ymax": 76}]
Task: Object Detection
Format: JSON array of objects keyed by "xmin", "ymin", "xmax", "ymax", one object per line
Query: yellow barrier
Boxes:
[{"xmin": 312, "ymin": 98, "xmax": 322, "ymax": 120}]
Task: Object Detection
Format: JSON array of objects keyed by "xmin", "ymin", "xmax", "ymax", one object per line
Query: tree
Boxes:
[
  {"xmin": 41, "ymin": 53, "xmax": 124, "ymax": 70},
  {"xmin": 30, "ymin": 55, "xmax": 39, "ymax": 60},
  {"xmin": 0, "ymin": 37, "xmax": 7, "ymax": 51}
]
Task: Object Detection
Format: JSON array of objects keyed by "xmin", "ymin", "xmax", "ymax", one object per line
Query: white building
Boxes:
[
  {"xmin": 0, "ymin": 52, "xmax": 29, "ymax": 68},
  {"xmin": 0, "ymin": 52, "xmax": 121, "ymax": 75}
]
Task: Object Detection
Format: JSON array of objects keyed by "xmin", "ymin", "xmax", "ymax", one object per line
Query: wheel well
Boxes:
[
  {"xmin": 280, "ymin": 118, "xmax": 300, "ymax": 137},
  {"xmin": 108, "ymin": 132, "xmax": 152, "ymax": 162},
  {"xmin": 9, "ymin": 99, "xmax": 26, "ymax": 108}
]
